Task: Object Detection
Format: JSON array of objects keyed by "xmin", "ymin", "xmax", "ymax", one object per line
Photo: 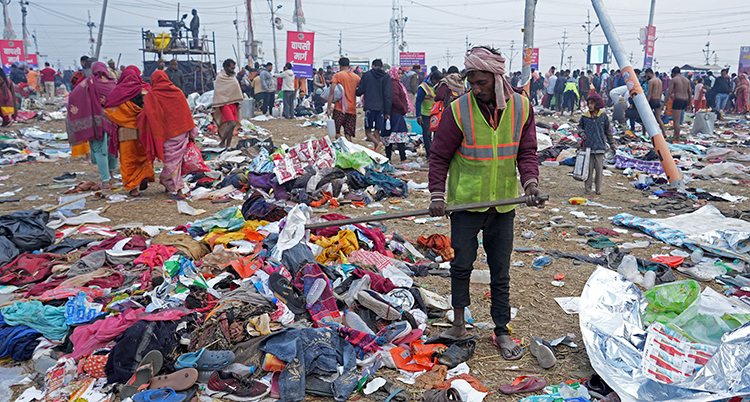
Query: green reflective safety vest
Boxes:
[
  {"xmin": 446, "ymin": 91, "xmax": 529, "ymax": 213},
  {"xmin": 419, "ymin": 82, "xmax": 436, "ymax": 117}
]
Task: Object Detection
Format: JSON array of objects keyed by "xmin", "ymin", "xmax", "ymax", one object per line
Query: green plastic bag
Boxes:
[
  {"xmin": 335, "ymin": 151, "xmax": 372, "ymax": 171},
  {"xmin": 642, "ymin": 280, "xmax": 700, "ymax": 325}
]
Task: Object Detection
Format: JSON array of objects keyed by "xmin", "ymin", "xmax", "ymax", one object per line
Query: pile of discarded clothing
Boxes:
[{"xmin": 0, "ymin": 196, "xmax": 502, "ymax": 402}]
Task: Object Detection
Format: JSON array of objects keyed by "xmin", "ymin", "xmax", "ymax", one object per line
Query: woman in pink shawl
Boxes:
[{"xmin": 66, "ymin": 61, "xmax": 118, "ymax": 188}]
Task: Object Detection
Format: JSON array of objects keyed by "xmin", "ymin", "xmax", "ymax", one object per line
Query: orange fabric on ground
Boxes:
[
  {"xmin": 71, "ymin": 142, "xmax": 90, "ymax": 158},
  {"xmin": 119, "ymin": 139, "xmax": 154, "ymax": 191},
  {"xmin": 417, "ymin": 234, "xmax": 455, "ymax": 261}
]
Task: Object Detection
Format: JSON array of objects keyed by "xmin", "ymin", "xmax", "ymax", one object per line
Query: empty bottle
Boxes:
[
  {"xmin": 306, "ymin": 278, "xmax": 327, "ymax": 308},
  {"xmin": 691, "ymin": 248, "xmax": 704, "ymax": 264},
  {"xmin": 464, "ymin": 307, "xmax": 474, "ymax": 324},
  {"xmin": 344, "ymin": 310, "xmax": 375, "ymax": 335},
  {"xmin": 617, "ymin": 255, "xmax": 644, "ymax": 285},
  {"xmin": 327, "ymin": 118, "xmax": 336, "ymax": 138}
]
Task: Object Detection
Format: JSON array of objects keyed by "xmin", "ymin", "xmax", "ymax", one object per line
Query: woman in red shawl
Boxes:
[
  {"xmin": 104, "ymin": 67, "xmax": 155, "ymax": 196},
  {"xmin": 66, "ymin": 61, "xmax": 118, "ymax": 188},
  {"xmin": 138, "ymin": 70, "xmax": 196, "ymax": 199},
  {"xmin": 0, "ymin": 68, "xmax": 16, "ymax": 126}
]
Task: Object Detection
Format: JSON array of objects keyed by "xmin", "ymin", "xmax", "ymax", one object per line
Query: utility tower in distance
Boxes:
[{"xmin": 558, "ymin": 29, "xmax": 569, "ymax": 71}]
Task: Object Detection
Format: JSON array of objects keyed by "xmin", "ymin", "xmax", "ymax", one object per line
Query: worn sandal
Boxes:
[
  {"xmin": 132, "ymin": 388, "xmax": 186, "ymax": 402},
  {"xmin": 149, "ymin": 368, "xmax": 199, "ymax": 391},
  {"xmin": 677, "ymin": 266, "xmax": 714, "ymax": 282},
  {"xmin": 529, "ymin": 336, "xmax": 557, "ymax": 369},
  {"xmin": 437, "ymin": 339, "xmax": 476, "ymax": 369},
  {"xmin": 498, "ymin": 376, "xmax": 547, "ymax": 394},
  {"xmin": 121, "ymin": 349, "xmax": 164, "ymax": 398},
  {"xmin": 174, "ymin": 348, "xmax": 235, "ymax": 371}
]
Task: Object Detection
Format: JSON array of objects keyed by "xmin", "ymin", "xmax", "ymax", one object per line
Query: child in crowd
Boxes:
[{"xmin": 578, "ymin": 93, "xmax": 615, "ymax": 195}]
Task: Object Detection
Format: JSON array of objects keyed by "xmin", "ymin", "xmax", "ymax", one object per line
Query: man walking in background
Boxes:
[
  {"xmin": 213, "ymin": 59, "xmax": 244, "ymax": 148},
  {"xmin": 40, "ymin": 62, "xmax": 56, "ymax": 103},
  {"xmin": 260, "ymin": 62, "xmax": 275, "ymax": 116},
  {"xmin": 714, "ymin": 68, "xmax": 732, "ymax": 112},
  {"xmin": 356, "ymin": 59, "xmax": 392, "ymax": 152},
  {"xmin": 327, "ymin": 57, "xmax": 360, "ymax": 141},
  {"xmin": 645, "ymin": 68, "xmax": 667, "ymax": 135},
  {"xmin": 665, "ymin": 66, "xmax": 692, "ymax": 142},
  {"xmin": 279, "ymin": 63, "xmax": 296, "ymax": 119}
]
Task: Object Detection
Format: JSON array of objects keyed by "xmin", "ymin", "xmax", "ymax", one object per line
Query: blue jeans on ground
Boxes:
[
  {"xmin": 716, "ymin": 93, "xmax": 729, "ymax": 111},
  {"xmin": 259, "ymin": 327, "xmax": 358, "ymax": 402},
  {"xmin": 450, "ymin": 209, "xmax": 515, "ymax": 336}
]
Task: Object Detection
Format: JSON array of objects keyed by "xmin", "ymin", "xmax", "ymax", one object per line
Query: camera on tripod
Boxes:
[{"xmin": 157, "ymin": 14, "xmax": 188, "ymax": 49}]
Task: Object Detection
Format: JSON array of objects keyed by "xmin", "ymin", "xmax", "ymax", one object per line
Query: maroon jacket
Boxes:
[
  {"xmin": 390, "ymin": 79, "xmax": 408, "ymax": 116},
  {"xmin": 428, "ymin": 89, "xmax": 539, "ymax": 202}
]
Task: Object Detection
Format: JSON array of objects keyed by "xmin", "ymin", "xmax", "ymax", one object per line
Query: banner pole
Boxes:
[{"xmin": 590, "ymin": 0, "xmax": 683, "ymax": 187}]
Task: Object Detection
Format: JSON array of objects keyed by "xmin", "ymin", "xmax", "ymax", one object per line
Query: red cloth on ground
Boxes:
[
  {"xmin": 69, "ymin": 307, "xmax": 188, "ymax": 360},
  {"xmin": 594, "ymin": 227, "xmax": 620, "ymax": 237},
  {"xmin": 138, "ymin": 70, "xmax": 195, "ymax": 161},
  {"xmin": 351, "ymin": 268, "xmax": 396, "ymax": 294},
  {"xmin": 82, "ymin": 235, "xmax": 147, "ymax": 256}
]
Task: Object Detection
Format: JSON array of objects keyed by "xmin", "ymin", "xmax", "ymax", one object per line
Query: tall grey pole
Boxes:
[
  {"xmin": 643, "ymin": 0, "xmax": 656, "ymax": 68},
  {"xmin": 590, "ymin": 0, "xmax": 682, "ymax": 186},
  {"xmin": 520, "ymin": 0, "xmax": 536, "ymax": 90},
  {"xmin": 93, "ymin": 0, "xmax": 108, "ymax": 60},
  {"xmin": 267, "ymin": 0, "xmax": 279, "ymax": 71}
]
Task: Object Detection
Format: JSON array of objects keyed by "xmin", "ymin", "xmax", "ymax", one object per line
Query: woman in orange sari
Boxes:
[
  {"xmin": 0, "ymin": 69, "xmax": 16, "ymax": 126},
  {"xmin": 104, "ymin": 67, "xmax": 155, "ymax": 196},
  {"xmin": 734, "ymin": 73, "xmax": 749, "ymax": 114},
  {"xmin": 138, "ymin": 70, "xmax": 196, "ymax": 200}
]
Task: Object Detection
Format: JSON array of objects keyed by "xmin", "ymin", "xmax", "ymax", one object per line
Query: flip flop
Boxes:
[
  {"xmin": 149, "ymin": 368, "xmax": 199, "ymax": 391},
  {"xmin": 121, "ymin": 350, "xmax": 164, "ymax": 398},
  {"xmin": 498, "ymin": 376, "xmax": 547, "ymax": 394},
  {"xmin": 424, "ymin": 334, "xmax": 477, "ymax": 345},
  {"xmin": 492, "ymin": 334, "xmax": 524, "ymax": 361},
  {"xmin": 437, "ymin": 339, "xmax": 476, "ymax": 369},
  {"xmin": 584, "ymin": 373, "xmax": 613, "ymax": 398},
  {"xmin": 530, "ymin": 336, "xmax": 557, "ymax": 369},
  {"xmin": 132, "ymin": 388, "xmax": 186, "ymax": 402},
  {"xmin": 174, "ymin": 348, "xmax": 235, "ymax": 371},
  {"xmin": 139, "ymin": 179, "xmax": 149, "ymax": 191}
]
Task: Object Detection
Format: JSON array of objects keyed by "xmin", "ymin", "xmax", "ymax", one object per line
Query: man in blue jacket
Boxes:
[{"xmin": 356, "ymin": 59, "xmax": 392, "ymax": 152}]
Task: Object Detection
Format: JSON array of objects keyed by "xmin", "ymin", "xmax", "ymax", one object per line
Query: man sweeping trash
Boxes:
[{"xmin": 428, "ymin": 46, "xmax": 546, "ymax": 362}]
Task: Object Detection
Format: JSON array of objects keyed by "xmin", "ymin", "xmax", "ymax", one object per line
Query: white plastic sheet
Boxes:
[{"xmin": 580, "ymin": 267, "xmax": 750, "ymax": 402}]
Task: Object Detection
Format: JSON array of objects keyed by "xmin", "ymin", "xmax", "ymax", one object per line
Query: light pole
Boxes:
[{"xmin": 267, "ymin": 0, "xmax": 281, "ymax": 71}]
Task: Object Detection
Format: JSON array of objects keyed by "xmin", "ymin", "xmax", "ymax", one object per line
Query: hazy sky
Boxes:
[{"xmin": 12, "ymin": 0, "xmax": 750, "ymax": 72}]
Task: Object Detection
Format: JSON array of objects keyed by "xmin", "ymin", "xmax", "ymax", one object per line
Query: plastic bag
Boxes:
[
  {"xmin": 642, "ymin": 280, "xmax": 701, "ymax": 325},
  {"xmin": 335, "ymin": 150, "xmax": 372, "ymax": 171},
  {"xmin": 0, "ymin": 210, "xmax": 55, "ymax": 252},
  {"xmin": 182, "ymin": 142, "xmax": 210, "ymax": 175},
  {"xmin": 0, "ymin": 236, "xmax": 18, "ymax": 268}
]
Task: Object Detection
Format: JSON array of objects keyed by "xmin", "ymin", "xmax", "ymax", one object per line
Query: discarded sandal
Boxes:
[
  {"xmin": 268, "ymin": 272, "xmax": 307, "ymax": 315},
  {"xmin": 149, "ymin": 368, "xmax": 199, "ymax": 391},
  {"xmin": 422, "ymin": 387, "xmax": 462, "ymax": 402},
  {"xmin": 174, "ymin": 348, "xmax": 234, "ymax": 371},
  {"xmin": 121, "ymin": 350, "xmax": 163, "ymax": 399},
  {"xmin": 437, "ymin": 339, "xmax": 476, "ymax": 369},
  {"xmin": 529, "ymin": 336, "xmax": 557, "ymax": 369},
  {"xmin": 676, "ymin": 266, "xmax": 714, "ymax": 282},
  {"xmin": 498, "ymin": 376, "xmax": 547, "ymax": 394},
  {"xmin": 132, "ymin": 388, "xmax": 185, "ymax": 402}
]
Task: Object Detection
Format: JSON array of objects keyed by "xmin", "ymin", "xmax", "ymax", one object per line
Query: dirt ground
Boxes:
[{"xmin": 1, "ymin": 106, "xmax": 749, "ymax": 401}]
